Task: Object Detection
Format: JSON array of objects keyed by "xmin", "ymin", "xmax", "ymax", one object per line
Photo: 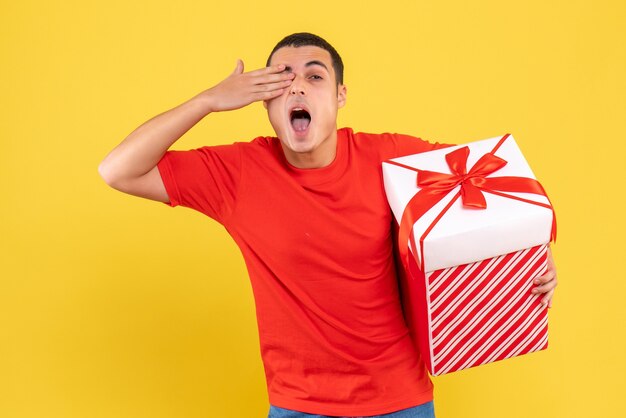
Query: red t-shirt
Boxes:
[{"xmin": 156, "ymin": 127, "xmax": 453, "ymax": 416}]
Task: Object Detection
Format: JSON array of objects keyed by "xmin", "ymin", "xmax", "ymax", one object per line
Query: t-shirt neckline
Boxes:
[{"xmin": 274, "ymin": 127, "xmax": 350, "ymax": 186}]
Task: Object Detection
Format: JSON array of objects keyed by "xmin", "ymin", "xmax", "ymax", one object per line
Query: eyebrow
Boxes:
[{"xmin": 284, "ymin": 60, "xmax": 329, "ymax": 73}]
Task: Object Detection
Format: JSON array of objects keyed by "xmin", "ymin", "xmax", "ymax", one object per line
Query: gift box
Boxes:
[{"xmin": 383, "ymin": 133, "xmax": 556, "ymax": 376}]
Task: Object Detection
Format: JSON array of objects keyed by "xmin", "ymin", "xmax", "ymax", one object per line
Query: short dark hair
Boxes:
[{"xmin": 266, "ymin": 32, "xmax": 344, "ymax": 85}]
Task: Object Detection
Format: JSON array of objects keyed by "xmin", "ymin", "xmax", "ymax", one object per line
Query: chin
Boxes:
[{"xmin": 276, "ymin": 123, "xmax": 314, "ymax": 149}]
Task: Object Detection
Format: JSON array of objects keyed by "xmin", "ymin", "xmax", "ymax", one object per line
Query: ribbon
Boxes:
[{"xmin": 388, "ymin": 134, "xmax": 557, "ymax": 274}]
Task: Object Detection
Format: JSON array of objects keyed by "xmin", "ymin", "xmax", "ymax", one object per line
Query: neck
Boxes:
[{"xmin": 282, "ymin": 130, "xmax": 338, "ymax": 169}]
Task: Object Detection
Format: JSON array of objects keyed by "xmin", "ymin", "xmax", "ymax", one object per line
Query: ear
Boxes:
[{"xmin": 337, "ymin": 84, "xmax": 347, "ymax": 109}]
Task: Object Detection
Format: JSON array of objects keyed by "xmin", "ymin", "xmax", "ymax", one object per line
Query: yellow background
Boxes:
[{"xmin": 1, "ymin": 0, "xmax": 624, "ymax": 417}]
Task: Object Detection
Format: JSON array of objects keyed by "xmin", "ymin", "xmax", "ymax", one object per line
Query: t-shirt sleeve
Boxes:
[{"xmin": 156, "ymin": 143, "xmax": 241, "ymax": 223}]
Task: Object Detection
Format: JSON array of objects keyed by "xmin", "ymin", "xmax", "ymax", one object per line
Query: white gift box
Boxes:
[
  {"xmin": 383, "ymin": 133, "xmax": 557, "ymax": 375},
  {"xmin": 383, "ymin": 133, "xmax": 555, "ymax": 274}
]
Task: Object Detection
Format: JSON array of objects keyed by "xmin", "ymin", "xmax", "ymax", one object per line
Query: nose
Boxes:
[{"xmin": 289, "ymin": 77, "xmax": 306, "ymax": 96}]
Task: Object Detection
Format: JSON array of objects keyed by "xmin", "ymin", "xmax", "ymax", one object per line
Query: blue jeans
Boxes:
[{"xmin": 267, "ymin": 400, "xmax": 435, "ymax": 418}]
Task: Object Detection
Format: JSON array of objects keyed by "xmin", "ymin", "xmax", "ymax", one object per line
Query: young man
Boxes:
[{"xmin": 98, "ymin": 33, "xmax": 557, "ymax": 418}]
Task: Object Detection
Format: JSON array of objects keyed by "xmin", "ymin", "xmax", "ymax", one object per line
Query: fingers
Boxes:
[
  {"xmin": 532, "ymin": 278, "xmax": 557, "ymax": 294},
  {"xmin": 252, "ymin": 72, "xmax": 295, "ymax": 85},
  {"xmin": 532, "ymin": 249, "xmax": 558, "ymax": 292},
  {"xmin": 232, "ymin": 59, "xmax": 244, "ymax": 75},
  {"xmin": 531, "ymin": 276, "xmax": 555, "ymax": 308},
  {"xmin": 532, "ymin": 269, "xmax": 557, "ymax": 290},
  {"xmin": 531, "ymin": 257, "xmax": 558, "ymax": 308},
  {"xmin": 231, "ymin": 61, "xmax": 291, "ymax": 82},
  {"xmin": 542, "ymin": 289, "xmax": 555, "ymax": 308},
  {"xmin": 247, "ymin": 63, "xmax": 288, "ymax": 77},
  {"xmin": 235, "ymin": 62, "xmax": 294, "ymax": 93},
  {"xmin": 242, "ymin": 67, "xmax": 294, "ymax": 92},
  {"xmin": 251, "ymin": 78, "xmax": 294, "ymax": 93},
  {"xmin": 251, "ymin": 88, "xmax": 287, "ymax": 101},
  {"xmin": 246, "ymin": 71, "xmax": 294, "ymax": 100},
  {"xmin": 211, "ymin": 61, "xmax": 293, "ymax": 111}
]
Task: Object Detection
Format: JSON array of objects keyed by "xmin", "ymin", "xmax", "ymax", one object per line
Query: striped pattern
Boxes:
[{"xmin": 426, "ymin": 244, "xmax": 549, "ymax": 376}]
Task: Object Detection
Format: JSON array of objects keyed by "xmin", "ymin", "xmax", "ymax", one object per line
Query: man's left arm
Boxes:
[{"xmin": 531, "ymin": 246, "xmax": 558, "ymax": 308}]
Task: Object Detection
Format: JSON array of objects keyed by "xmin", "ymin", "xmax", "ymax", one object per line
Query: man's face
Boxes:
[{"xmin": 264, "ymin": 46, "xmax": 347, "ymax": 164}]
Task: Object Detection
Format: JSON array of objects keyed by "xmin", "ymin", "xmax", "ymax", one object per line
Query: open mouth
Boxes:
[{"xmin": 290, "ymin": 108, "xmax": 311, "ymax": 132}]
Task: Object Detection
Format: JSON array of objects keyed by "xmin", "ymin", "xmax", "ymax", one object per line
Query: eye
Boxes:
[{"xmin": 309, "ymin": 74, "xmax": 323, "ymax": 80}]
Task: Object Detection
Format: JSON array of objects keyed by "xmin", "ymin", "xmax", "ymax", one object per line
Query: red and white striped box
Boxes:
[{"xmin": 383, "ymin": 133, "xmax": 556, "ymax": 376}]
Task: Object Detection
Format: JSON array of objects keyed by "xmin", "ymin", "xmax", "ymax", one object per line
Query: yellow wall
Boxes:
[{"xmin": 1, "ymin": 1, "xmax": 624, "ymax": 417}]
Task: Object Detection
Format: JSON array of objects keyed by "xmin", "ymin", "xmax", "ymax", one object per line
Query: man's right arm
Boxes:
[{"xmin": 97, "ymin": 60, "xmax": 295, "ymax": 203}]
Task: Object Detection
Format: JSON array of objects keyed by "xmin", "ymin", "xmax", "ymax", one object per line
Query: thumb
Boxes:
[{"xmin": 232, "ymin": 59, "xmax": 244, "ymax": 75}]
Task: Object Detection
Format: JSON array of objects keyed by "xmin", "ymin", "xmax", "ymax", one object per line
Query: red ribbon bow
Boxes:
[
  {"xmin": 417, "ymin": 146, "xmax": 509, "ymax": 209},
  {"xmin": 390, "ymin": 134, "xmax": 557, "ymax": 275}
]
